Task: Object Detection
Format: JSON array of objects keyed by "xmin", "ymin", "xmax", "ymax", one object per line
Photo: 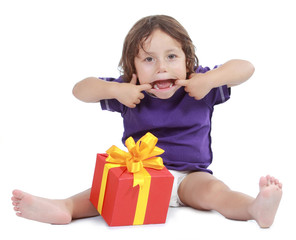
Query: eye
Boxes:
[
  {"xmin": 144, "ymin": 57, "xmax": 154, "ymax": 62},
  {"xmin": 168, "ymin": 54, "xmax": 177, "ymax": 60}
]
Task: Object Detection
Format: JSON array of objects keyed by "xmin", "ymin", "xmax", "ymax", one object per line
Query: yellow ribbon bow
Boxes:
[
  {"xmin": 97, "ymin": 132, "xmax": 165, "ymax": 225},
  {"xmin": 106, "ymin": 132, "xmax": 165, "ymax": 187}
]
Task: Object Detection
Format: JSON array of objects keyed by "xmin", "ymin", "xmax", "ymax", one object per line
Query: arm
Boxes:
[
  {"xmin": 210, "ymin": 59, "xmax": 255, "ymax": 87},
  {"xmin": 72, "ymin": 74, "xmax": 151, "ymax": 108},
  {"xmin": 175, "ymin": 59, "xmax": 255, "ymax": 100},
  {"xmin": 72, "ymin": 77, "xmax": 117, "ymax": 103}
]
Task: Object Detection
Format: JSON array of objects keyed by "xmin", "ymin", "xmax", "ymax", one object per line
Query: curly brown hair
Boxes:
[{"xmin": 118, "ymin": 15, "xmax": 198, "ymax": 82}]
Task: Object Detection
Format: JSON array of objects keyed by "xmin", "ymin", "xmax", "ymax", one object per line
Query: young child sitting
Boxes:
[{"xmin": 12, "ymin": 15, "xmax": 282, "ymax": 228}]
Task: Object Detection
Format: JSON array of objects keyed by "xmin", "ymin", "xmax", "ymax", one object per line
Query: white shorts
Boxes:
[{"xmin": 169, "ymin": 170, "xmax": 190, "ymax": 207}]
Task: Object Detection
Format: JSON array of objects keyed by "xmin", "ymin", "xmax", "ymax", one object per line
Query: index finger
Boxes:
[
  {"xmin": 138, "ymin": 83, "xmax": 152, "ymax": 91},
  {"xmin": 175, "ymin": 79, "xmax": 189, "ymax": 87}
]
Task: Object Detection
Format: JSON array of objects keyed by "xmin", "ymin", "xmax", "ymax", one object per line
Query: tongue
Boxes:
[{"xmin": 154, "ymin": 80, "xmax": 172, "ymax": 89}]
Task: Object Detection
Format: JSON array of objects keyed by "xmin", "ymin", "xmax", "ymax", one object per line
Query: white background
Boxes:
[{"xmin": 1, "ymin": 0, "xmax": 295, "ymax": 239}]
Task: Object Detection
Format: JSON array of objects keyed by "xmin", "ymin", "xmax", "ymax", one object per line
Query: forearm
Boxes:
[
  {"xmin": 209, "ymin": 59, "xmax": 255, "ymax": 88},
  {"xmin": 72, "ymin": 77, "xmax": 117, "ymax": 103}
]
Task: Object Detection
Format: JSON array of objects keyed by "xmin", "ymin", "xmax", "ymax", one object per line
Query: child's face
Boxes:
[{"xmin": 134, "ymin": 29, "xmax": 187, "ymax": 99}]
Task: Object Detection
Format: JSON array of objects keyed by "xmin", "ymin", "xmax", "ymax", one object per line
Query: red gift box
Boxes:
[{"xmin": 89, "ymin": 133, "xmax": 174, "ymax": 226}]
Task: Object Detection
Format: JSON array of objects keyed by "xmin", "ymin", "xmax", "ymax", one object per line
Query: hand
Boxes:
[
  {"xmin": 175, "ymin": 73, "xmax": 213, "ymax": 100},
  {"xmin": 115, "ymin": 74, "xmax": 152, "ymax": 108}
]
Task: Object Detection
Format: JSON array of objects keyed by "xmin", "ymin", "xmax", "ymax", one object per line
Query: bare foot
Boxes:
[
  {"xmin": 11, "ymin": 189, "xmax": 72, "ymax": 224},
  {"xmin": 248, "ymin": 175, "xmax": 282, "ymax": 228}
]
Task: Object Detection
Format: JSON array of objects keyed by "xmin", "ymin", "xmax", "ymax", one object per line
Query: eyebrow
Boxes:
[{"xmin": 140, "ymin": 47, "xmax": 182, "ymax": 56}]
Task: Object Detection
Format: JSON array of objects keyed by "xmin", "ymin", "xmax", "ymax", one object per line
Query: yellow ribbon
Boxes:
[{"xmin": 97, "ymin": 132, "xmax": 165, "ymax": 225}]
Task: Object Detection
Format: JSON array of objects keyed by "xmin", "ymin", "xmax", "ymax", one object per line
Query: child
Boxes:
[{"xmin": 11, "ymin": 15, "xmax": 282, "ymax": 228}]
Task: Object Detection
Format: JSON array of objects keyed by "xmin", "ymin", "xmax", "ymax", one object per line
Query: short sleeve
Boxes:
[
  {"xmin": 204, "ymin": 85, "xmax": 231, "ymax": 106},
  {"xmin": 99, "ymin": 77, "xmax": 126, "ymax": 114},
  {"xmin": 195, "ymin": 65, "xmax": 231, "ymax": 107}
]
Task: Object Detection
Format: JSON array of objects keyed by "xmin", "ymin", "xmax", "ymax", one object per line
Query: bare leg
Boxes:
[
  {"xmin": 178, "ymin": 172, "xmax": 282, "ymax": 228},
  {"xmin": 68, "ymin": 189, "xmax": 99, "ymax": 220},
  {"xmin": 11, "ymin": 188, "xmax": 98, "ymax": 224}
]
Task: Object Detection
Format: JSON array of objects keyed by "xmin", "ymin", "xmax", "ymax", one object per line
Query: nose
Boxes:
[{"xmin": 157, "ymin": 59, "xmax": 167, "ymax": 73}]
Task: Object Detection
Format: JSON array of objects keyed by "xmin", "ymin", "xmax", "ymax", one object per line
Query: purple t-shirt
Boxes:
[{"xmin": 100, "ymin": 66, "xmax": 230, "ymax": 173}]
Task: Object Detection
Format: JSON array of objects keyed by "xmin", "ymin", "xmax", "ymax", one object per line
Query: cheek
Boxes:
[
  {"xmin": 137, "ymin": 71, "xmax": 149, "ymax": 85},
  {"xmin": 136, "ymin": 66, "xmax": 153, "ymax": 83},
  {"xmin": 173, "ymin": 63, "xmax": 187, "ymax": 79}
]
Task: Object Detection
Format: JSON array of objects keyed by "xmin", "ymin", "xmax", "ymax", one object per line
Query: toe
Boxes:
[
  {"xmin": 16, "ymin": 212, "xmax": 22, "ymax": 217},
  {"xmin": 279, "ymin": 182, "xmax": 283, "ymax": 189},
  {"xmin": 14, "ymin": 206, "xmax": 20, "ymax": 212},
  {"xmin": 11, "ymin": 196, "xmax": 20, "ymax": 202},
  {"xmin": 12, "ymin": 189, "xmax": 24, "ymax": 199},
  {"xmin": 259, "ymin": 176, "xmax": 268, "ymax": 189},
  {"xmin": 266, "ymin": 175, "xmax": 271, "ymax": 185},
  {"xmin": 270, "ymin": 176, "xmax": 275, "ymax": 184}
]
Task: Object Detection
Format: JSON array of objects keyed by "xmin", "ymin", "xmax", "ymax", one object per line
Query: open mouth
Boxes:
[{"xmin": 151, "ymin": 79, "xmax": 176, "ymax": 90}]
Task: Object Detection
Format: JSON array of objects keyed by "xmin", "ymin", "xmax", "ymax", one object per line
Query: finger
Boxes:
[
  {"xmin": 139, "ymin": 92, "xmax": 145, "ymax": 99},
  {"xmin": 134, "ymin": 98, "xmax": 141, "ymax": 105},
  {"xmin": 139, "ymin": 93, "xmax": 145, "ymax": 99},
  {"xmin": 138, "ymin": 83, "xmax": 152, "ymax": 91},
  {"xmin": 130, "ymin": 74, "xmax": 138, "ymax": 85},
  {"xmin": 175, "ymin": 79, "xmax": 189, "ymax": 87},
  {"xmin": 128, "ymin": 103, "xmax": 136, "ymax": 108}
]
